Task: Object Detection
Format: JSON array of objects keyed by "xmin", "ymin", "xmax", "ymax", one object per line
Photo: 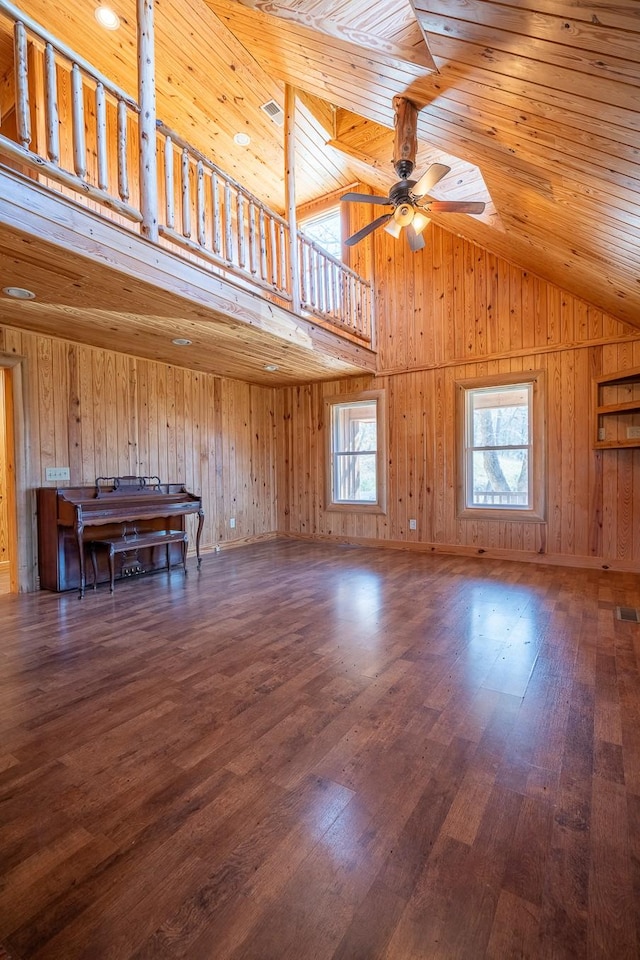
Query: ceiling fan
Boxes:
[{"xmin": 341, "ymin": 97, "xmax": 485, "ymax": 252}]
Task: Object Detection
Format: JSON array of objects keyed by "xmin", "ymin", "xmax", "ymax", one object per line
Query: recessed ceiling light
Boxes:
[
  {"xmin": 2, "ymin": 286, "xmax": 36, "ymax": 300},
  {"xmin": 95, "ymin": 5, "xmax": 121, "ymax": 30},
  {"xmin": 264, "ymin": 364, "xmax": 279, "ymax": 372},
  {"xmin": 233, "ymin": 132, "xmax": 251, "ymax": 147},
  {"xmin": 172, "ymin": 338, "xmax": 192, "ymax": 346}
]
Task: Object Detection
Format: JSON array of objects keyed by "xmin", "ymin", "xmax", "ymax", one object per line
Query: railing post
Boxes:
[
  {"xmin": 284, "ymin": 84, "xmax": 301, "ymax": 315},
  {"xmin": 137, "ymin": 0, "xmax": 158, "ymax": 241}
]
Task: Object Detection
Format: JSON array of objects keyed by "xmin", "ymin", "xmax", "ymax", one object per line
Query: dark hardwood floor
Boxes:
[{"xmin": 1, "ymin": 540, "xmax": 639, "ymax": 959}]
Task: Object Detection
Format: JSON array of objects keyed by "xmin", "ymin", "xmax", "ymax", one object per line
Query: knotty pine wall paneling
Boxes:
[
  {"xmin": 277, "ymin": 225, "xmax": 640, "ymax": 571},
  {"xmin": 0, "ymin": 325, "xmax": 278, "ymax": 576},
  {"xmin": 0, "ymin": 367, "xmax": 10, "ymax": 592}
]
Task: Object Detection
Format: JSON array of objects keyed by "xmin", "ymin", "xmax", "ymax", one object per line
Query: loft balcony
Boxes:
[{"xmin": 0, "ymin": 0, "xmax": 376, "ymax": 384}]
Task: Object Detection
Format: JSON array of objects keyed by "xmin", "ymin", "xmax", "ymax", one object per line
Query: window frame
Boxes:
[
  {"xmin": 324, "ymin": 389, "xmax": 387, "ymax": 514},
  {"xmin": 298, "ymin": 205, "xmax": 344, "ymax": 262},
  {"xmin": 456, "ymin": 371, "xmax": 546, "ymax": 522}
]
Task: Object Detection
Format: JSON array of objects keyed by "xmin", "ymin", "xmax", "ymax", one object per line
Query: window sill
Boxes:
[
  {"xmin": 458, "ymin": 507, "xmax": 546, "ymax": 523},
  {"xmin": 326, "ymin": 503, "xmax": 386, "ymax": 515}
]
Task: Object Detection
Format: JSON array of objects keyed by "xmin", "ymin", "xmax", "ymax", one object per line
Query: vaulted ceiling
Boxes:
[{"xmin": 1, "ymin": 0, "xmax": 639, "ymax": 342}]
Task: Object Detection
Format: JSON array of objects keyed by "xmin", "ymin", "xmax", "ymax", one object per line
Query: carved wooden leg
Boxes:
[
  {"xmin": 76, "ymin": 519, "xmax": 85, "ymax": 599},
  {"xmin": 108, "ymin": 544, "xmax": 115, "ymax": 593},
  {"xmin": 90, "ymin": 544, "xmax": 98, "ymax": 590},
  {"xmin": 196, "ymin": 509, "xmax": 204, "ymax": 569}
]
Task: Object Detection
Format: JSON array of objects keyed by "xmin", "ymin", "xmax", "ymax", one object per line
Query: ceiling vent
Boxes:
[
  {"xmin": 260, "ymin": 99, "xmax": 285, "ymax": 127},
  {"xmin": 616, "ymin": 606, "xmax": 640, "ymax": 623}
]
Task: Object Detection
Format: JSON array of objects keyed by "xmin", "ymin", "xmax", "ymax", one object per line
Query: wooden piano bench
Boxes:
[{"xmin": 88, "ymin": 529, "xmax": 189, "ymax": 594}]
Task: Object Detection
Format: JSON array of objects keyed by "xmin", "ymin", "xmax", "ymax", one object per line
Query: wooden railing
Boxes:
[
  {"xmin": 0, "ymin": 0, "xmax": 142, "ymax": 224},
  {"xmin": 0, "ymin": 0, "xmax": 374, "ymax": 344},
  {"xmin": 473, "ymin": 492, "xmax": 528, "ymax": 505},
  {"xmin": 157, "ymin": 123, "xmax": 291, "ymax": 301},
  {"xmin": 298, "ymin": 232, "xmax": 373, "ymax": 342}
]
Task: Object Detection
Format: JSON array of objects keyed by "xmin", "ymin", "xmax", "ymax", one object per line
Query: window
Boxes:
[
  {"xmin": 457, "ymin": 372, "xmax": 545, "ymax": 521},
  {"xmin": 325, "ymin": 391, "xmax": 386, "ymax": 512},
  {"xmin": 299, "ymin": 206, "xmax": 342, "ymax": 260}
]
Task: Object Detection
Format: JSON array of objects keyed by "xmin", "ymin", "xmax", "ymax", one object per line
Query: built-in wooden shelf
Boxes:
[{"xmin": 593, "ymin": 367, "xmax": 640, "ymax": 448}]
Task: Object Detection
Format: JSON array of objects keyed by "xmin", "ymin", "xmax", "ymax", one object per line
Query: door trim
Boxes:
[{"xmin": 1, "ymin": 354, "xmax": 36, "ymax": 592}]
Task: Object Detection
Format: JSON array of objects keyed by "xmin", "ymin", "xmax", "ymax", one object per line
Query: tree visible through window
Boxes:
[
  {"xmin": 326, "ymin": 392, "xmax": 386, "ymax": 512},
  {"xmin": 467, "ymin": 384, "xmax": 531, "ymax": 507},
  {"xmin": 331, "ymin": 400, "xmax": 377, "ymax": 503},
  {"xmin": 300, "ymin": 207, "xmax": 342, "ymax": 260},
  {"xmin": 457, "ymin": 374, "xmax": 545, "ymax": 521}
]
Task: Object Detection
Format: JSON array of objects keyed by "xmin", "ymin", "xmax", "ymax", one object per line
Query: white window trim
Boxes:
[
  {"xmin": 456, "ymin": 371, "xmax": 546, "ymax": 522},
  {"xmin": 324, "ymin": 389, "xmax": 387, "ymax": 514}
]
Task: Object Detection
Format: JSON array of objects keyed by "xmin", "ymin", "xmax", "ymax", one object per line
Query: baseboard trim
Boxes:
[
  {"xmin": 278, "ymin": 532, "xmax": 640, "ymax": 574},
  {"xmin": 200, "ymin": 531, "xmax": 280, "ymax": 555}
]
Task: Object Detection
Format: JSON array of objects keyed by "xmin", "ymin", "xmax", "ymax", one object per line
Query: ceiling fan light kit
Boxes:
[
  {"xmin": 384, "ymin": 219, "xmax": 403, "ymax": 239},
  {"xmin": 411, "ymin": 210, "xmax": 431, "ymax": 235},
  {"xmin": 341, "ymin": 97, "xmax": 485, "ymax": 251}
]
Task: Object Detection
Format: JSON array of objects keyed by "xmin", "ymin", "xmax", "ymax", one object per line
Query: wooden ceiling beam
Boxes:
[{"xmin": 219, "ymin": 0, "xmax": 438, "ymax": 71}]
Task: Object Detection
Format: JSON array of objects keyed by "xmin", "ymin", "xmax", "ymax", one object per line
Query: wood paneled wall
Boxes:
[
  {"xmin": 0, "ymin": 367, "xmax": 10, "ymax": 592},
  {"xmin": 0, "ymin": 325, "xmax": 278, "ymax": 572},
  {"xmin": 276, "ymin": 224, "xmax": 640, "ymax": 570},
  {"xmin": 3, "ymin": 222, "xmax": 640, "ymax": 581}
]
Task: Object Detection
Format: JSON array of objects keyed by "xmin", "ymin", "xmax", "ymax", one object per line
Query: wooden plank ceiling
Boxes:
[
  {"xmin": 205, "ymin": 0, "xmax": 640, "ymax": 330},
  {"xmin": 0, "ymin": 0, "xmax": 638, "ymax": 372}
]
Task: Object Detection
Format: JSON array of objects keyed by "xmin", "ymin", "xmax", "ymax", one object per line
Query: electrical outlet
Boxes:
[
  {"xmin": 598, "ymin": 427, "xmax": 606, "ymax": 441},
  {"xmin": 229, "ymin": 517, "xmax": 236, "ymax": 529},
  {"xmin": 45, "ymin": 466, "xmax": 70, "ymax": 482},
  {"xmin": 409, "ymin": 519, "xmax": 417, "ymax": 530},
  {"xmin": 627, "ymin": 425, "xmax": 640, "ymax": 439}
]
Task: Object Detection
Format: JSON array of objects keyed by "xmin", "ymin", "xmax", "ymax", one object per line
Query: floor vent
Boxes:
[
  {"xmin": 615, "ymin": 606, "xmax": 640, "ymax": 622},
  {"xmin": 260, "ymin": 99, "xmax": 285, "ymax": 126}
]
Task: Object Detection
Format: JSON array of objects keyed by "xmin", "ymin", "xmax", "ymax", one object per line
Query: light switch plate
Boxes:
[{"xmin": 45, "ymin": 466, "xmax": 70, "ymax": 482}]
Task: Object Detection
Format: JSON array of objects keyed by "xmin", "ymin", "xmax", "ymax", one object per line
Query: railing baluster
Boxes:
[
  {"xmin": 248, "ymin": 200, "xmax": 257, "ymax": 276},
  {"xmin": 196, "ymin": 160, "xmax": 206, "ymax": 246},
  {"xmin": 331, "ymin": 262, "xmax": 338, "ymax": 317},
  {"xmin": 299, "ymin": 239, "xmax": 307, "ymax": 306},
  {"xmin": 309, "ymin": 244, "xmax": 316, "ymax": 308},
  {"xmin": 181, "ymin": 147, "xmax": 191, "ymax": 238},
  {"xmin": 71, "ymin": 64, "xmax": 86, "ymax": 178},
  {"xmin": 269, "ymin": 216, "xmax": 277, "ymax": 287},
  {"xmin": 14, "ymin": 21, "xmax": 31, "ymax": 148},
  {"xmin": 211, "ymin": 174, "xmax": 221, "ymax": 255},
  {"xmin": 237, "ymin": 193, "xmax": 246, "ymax": 269},
  {"xmin": 44, "ymin": 42, "xmax": 59, "ymax": 162},
  {"xmin": 164, "ymin": 134, "xmax": 174, "ymax": 229},
  {"xmin": 259, "ymin": 208, "xmax": 267, "ymax": 282},
  {"xmin": 117, "ymin": 98, "xmax": 129, "ymax": 201},
  {"xmin": 349, "ymin": 276, "xmax": 356, "ymax": 327},
  {"xmin": 279, "ymin": 224, "xmax": 287, "ymax": 292},
  {"xmin": 323, "ymin": 255, "xmax": 330, "ymax": 315},
  {"xmin": 224, "ymin": 181, "xmax": 233, "ymax": 262},
  {"xmin": 95, "ymin": 82, "xmax": 107, "ymax": 190}
]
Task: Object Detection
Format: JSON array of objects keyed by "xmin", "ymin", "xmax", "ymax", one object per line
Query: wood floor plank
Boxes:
[{"xmin": 0, "ymin": 540, "xmax": 639, "ymax": 959}]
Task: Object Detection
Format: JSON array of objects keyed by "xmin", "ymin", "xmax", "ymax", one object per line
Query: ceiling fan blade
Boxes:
[
  {"xmin": 427, "ymin": 201, "xmax": 486, "ymax": 214},
  {"xmin": 413, "ymin": 163, "xmax": 451, "ymax": 198},
  {"xmin": 341, "ymin": 192, "xmax": 391, "ymax": 206},
  {"xmin": 407, "ymin": 226, "xmax": 426, "ymax": 253},
  {"xmin": 345, "ymin": 213, "xmax": 393, "ymax": 247}
]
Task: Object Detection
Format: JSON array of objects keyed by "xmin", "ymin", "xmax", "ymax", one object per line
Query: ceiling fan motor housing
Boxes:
[{"xmin": 389, "ymin": 180, "xmax": 417, "ymax": 207}]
